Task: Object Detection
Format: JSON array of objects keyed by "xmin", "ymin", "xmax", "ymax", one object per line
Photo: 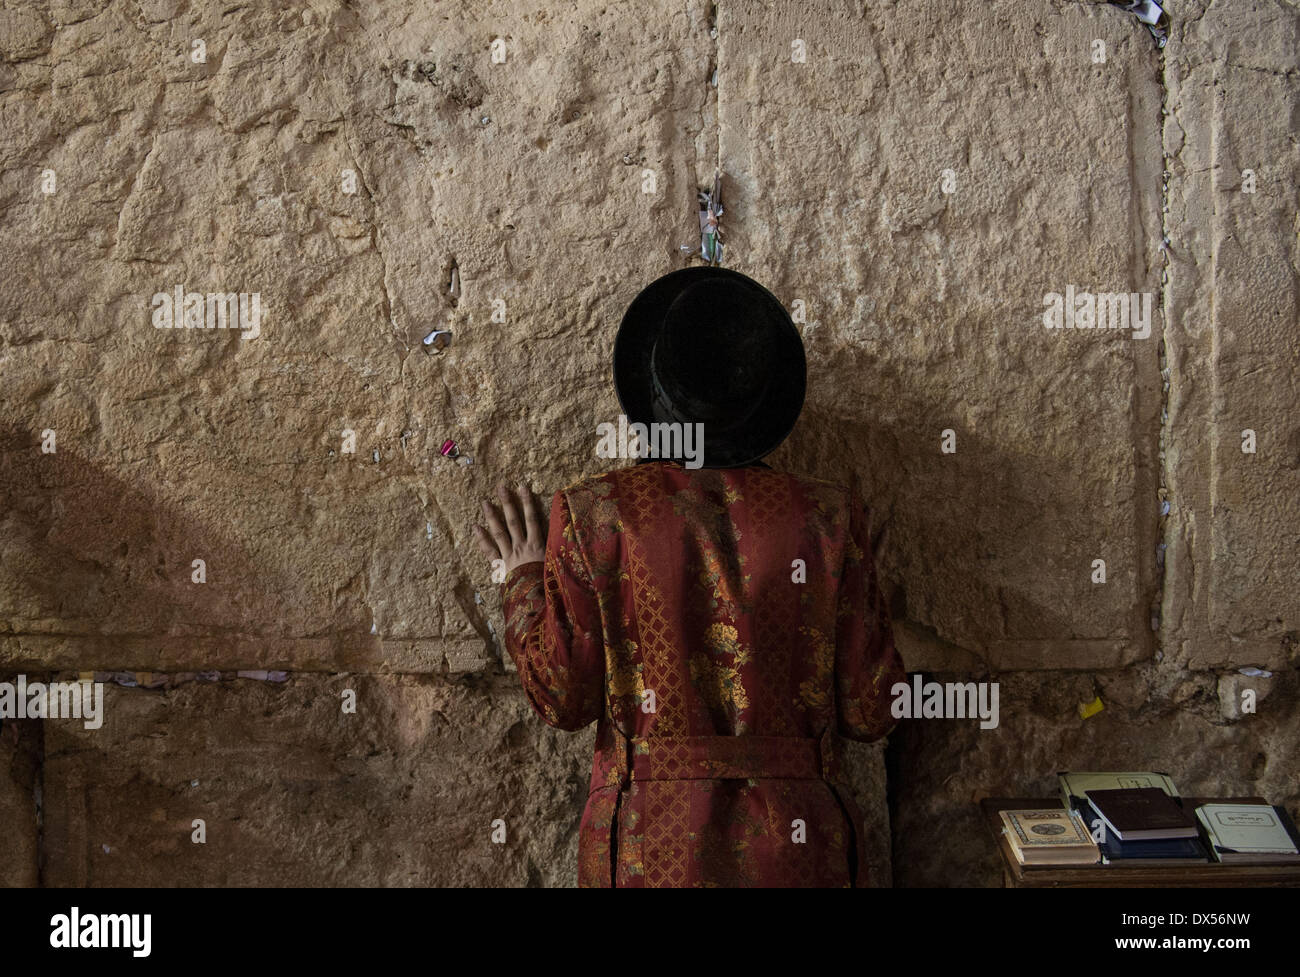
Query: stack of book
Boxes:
[
  {"xmin": 1059, "ymin": 771, "xmax": 1209, "ymax": 865},
  {"xmin": 999, "ymin": 807, "xmax": 1100, "ymax": 866},
  {"xmin": 997, "ymin": 773, "xmax": 1300, "ymax": 869}
]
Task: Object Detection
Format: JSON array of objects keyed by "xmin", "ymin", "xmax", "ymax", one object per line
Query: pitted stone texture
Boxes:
[
  {"xmin": 1162, "ymin": 0, "xmax": 1300, "ymax": 672},
  {"xmin": 42, "ymin": 673, "xmax": 594, "ymax": 886},
  {"xmin": 842, "ymin": 739, "xmax": 893, "ymax": 887},
  {"xmin": 722, "ymin": 0, "xmax": 1164, "ymax": 670},
  {"xmin": 0, "ymin": 0, "xmax": 713, "ymax": 664},
  {"xmin": 0, "ymin": 708, "xmax": 40, "ymax": 886}
]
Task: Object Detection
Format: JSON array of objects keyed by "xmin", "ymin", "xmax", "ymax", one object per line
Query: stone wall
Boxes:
[{"xmin": 1, "ymin": 0, "xmax": 1295, "ymax": 886}]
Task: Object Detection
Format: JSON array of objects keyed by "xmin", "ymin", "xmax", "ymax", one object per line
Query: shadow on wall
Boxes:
[
  {"xmin": 785, "ymin": 392, "xmax": 1149, "ymax": 654},
  {"xmin": 0, "ymin": 426, "xmax": 348, "ymax": 668}
]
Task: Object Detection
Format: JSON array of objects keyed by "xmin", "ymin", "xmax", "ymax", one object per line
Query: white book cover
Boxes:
[
  {"xmin": 1196, "ymin": 804, "xmax": 1298, "ymax": 854},
  {"xmin": 1059, "ymin": 771, "xmax": 1180, "ymax": 800}
]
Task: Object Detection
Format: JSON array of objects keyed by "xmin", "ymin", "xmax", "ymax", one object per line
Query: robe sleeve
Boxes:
[
  {"xmin": 833, "ymin": 486, "xmax": 906, "ymax": 742},
  {"xmin": 500, "ymin": 490, "xmax": 604, "ymax": 731}
]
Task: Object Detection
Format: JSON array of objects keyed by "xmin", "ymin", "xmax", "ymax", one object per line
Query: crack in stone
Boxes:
[
  {"xmin": 1153, "ymin": 34, "xmax": 1172, "ymax": 659},
  {"xmin": 699, "ymin": 1, "xmax": 720, "ymax": 240},
  {"xmin": 111, "ymin": 84, "xmax": 166, "ymax": 259},
  {"xmin": 320, "ymin": 81, "xmax": 404, "ymax": 350},
  {"xmin": 1221, "ymin": 61, "xmax": 1300, "ymax": 80},
  {"xmin": 112, "ymin": 135, "xmax": 159, "ymax": 257},
  {"xmin": 347, "ymin": 161, "xmax": 404, "ymax": 350},
  {"xmin": 373, "ymin": 234, "xmax": 401, "ymax": 346}
]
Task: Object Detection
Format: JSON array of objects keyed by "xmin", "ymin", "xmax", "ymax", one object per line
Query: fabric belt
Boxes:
[
  {"xmin": 632, "ymin": 734, "xmax": 822, "ymax": 782},
  {"xmin": 594, "ymin": 726, "xmax": 861, "ymax": 887},
  {"xmin": 597, "ymin": 727, "xmax": 841, "ymax": 792}
]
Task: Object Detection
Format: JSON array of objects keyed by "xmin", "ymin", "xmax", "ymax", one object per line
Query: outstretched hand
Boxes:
[{"xmin": 474, "ymin": 481, "xmax": 548, "ymax": 580}]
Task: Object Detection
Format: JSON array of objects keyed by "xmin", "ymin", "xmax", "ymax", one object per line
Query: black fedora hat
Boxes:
[{"xmin": 613, "ymin": 267, "xmax": 806, "ymax": 468}]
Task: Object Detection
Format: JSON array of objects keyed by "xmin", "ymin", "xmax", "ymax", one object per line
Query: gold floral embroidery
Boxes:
[
  {"xmin": 670, "ymin": 485, "xmax": 725, "ymax": 525},
  {"xmin": 607, "ymin": 641, "xmax": 646, "ymax": 701},
  {"xmin": 689, "ymin": 657, "xmax": 750, "ymax": 714},
  {"xmin": 696, "ymin": 548, "xmax": 748, "ymax": 617},
  {"xmin": 705, "ymin": 622, "xmax": 750, "ymax": 665},
  {"xmin": 689, "ymin": 622, "xmax": 753, "ymax": 719},
  {"xmin": 795, "ymin": 625, "xmax": 835, "ymax": 712}
]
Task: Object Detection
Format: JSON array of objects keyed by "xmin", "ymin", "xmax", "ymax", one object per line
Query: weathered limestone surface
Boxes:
[
  {"xmin": 889, "ymin": 0, "xmax": 1300, "ymax": 885},
  {"xmin": 1163, "ymin": 0, "xmax": 1300, "ymax": 672},
  {"xmin": 0, "ymin": 0, "xmax": 1296, "ymax": 886},
  {"xmin": 0, "ymin": 715, "xmax": 39, "ymax": 886},
  {"xmin": 0, "ymin": 0, "xmax": 712, "ymax": 661},
  {"xmin": 40, "ymin": 673, "xmax": 594, "ymax": 886},
  {"xmin": 723, "ymin": 0, "xmax": 1164, "ymax": 671}
]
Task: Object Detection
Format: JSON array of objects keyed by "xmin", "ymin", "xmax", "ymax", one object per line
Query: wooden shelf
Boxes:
[{"xmin": 980, "ymin": 797, "xmax": 1300, "ymax": 888}]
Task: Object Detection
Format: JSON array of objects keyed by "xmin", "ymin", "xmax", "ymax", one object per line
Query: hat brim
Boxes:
[{"xmin": 613, "ymin": 267, "xmax": 806, "ymax": 468}]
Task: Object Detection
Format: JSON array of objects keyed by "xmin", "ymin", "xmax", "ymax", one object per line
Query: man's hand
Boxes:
[{"xmin": 474, "ymin": 481, "xmax": 548, "ymax": 580}]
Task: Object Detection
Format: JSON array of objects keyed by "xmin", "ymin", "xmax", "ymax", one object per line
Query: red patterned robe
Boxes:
[{"xmin": 500, "ymin": 460, "xmax": 904, "ymax": 887}]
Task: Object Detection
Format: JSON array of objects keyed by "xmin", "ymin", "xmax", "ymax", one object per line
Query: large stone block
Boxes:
[
  {"xmin": 721, "ymin": 0, "xmax": 1164, "ymax": 671},
  {"xmin": 0, "ymin": 0, "xmax": 715, "ymax": 669},
  {"xmin": 1162, "ymin": 0, "xmax": 1300, "ymax": 671},
  {"xmin": 42, "ymin": 671, "xmax": 594, "ymax": 886}
]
